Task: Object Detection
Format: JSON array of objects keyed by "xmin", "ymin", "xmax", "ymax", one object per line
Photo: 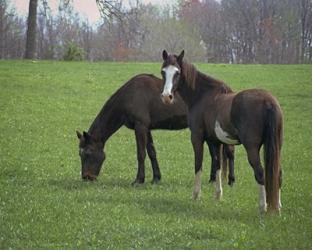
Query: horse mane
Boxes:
[
  {"xmin": 181, "ymin": 60, "xmax": 198, "ymax": 90},
  {"xmin": 181, "ymin": 61, "xmax": 233, "ymax": 93}
]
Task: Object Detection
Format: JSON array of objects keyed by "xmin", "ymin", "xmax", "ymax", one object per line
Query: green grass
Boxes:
[{"xmin": 1, "ymin": 60, "xmax": 312, "ymax": 249}]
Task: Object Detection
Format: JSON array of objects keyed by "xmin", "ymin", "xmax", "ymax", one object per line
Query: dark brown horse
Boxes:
[
  {"xmin": 160, "ymin": 50, "xmax": 283, "ymax": 213},
  {"xmin": 76, "ymin": 73, "xmax": 235, "ymax": 185}
]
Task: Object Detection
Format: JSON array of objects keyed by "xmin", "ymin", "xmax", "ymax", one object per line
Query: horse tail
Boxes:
[{"xmin": 263, "ymin": 102, "xmax": 283, "ymax": 212}]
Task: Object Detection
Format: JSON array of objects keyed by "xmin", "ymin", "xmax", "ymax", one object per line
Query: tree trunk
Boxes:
[{"xmin": 25, "ymin": 0, "xmax": 38, "ymax": 59}]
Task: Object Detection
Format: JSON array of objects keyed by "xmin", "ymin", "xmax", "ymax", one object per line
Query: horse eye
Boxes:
[{"xmin": 174, "ymin": 71, "xmax": 180, "ymax": 77}]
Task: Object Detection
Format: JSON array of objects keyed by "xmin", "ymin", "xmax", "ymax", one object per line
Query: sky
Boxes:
[{"xmin": 10, "ymin": 0, "xmax": 174, "ymax": 24}]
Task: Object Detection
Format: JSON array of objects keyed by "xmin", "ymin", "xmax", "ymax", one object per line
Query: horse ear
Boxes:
[
  {"xmin": 83, "ymin": 131, "xmax": 91, "ymax": 141},
  {"xmin": 76, "ymin": 130, "xmax": 82, "ymax": 139},
  {"xmin": 177, "ymin": 50, "xmax": 184, "ymax": 64},
  {"xmin": 162, "ymin": 50, "xmax": 168, "ymax": 60}
]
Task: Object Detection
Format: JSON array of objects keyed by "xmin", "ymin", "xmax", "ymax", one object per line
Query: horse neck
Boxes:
[
  {"xmin": 179, "ymin": 71, "xmax": 221, "ymax": 107},
  {"xmin": 177, "ymin": 80, "xmax": 197, "ymax": 107},
  {"xmin": 88, "ymin": 97, "xmax": 123, "ymax": 147}
]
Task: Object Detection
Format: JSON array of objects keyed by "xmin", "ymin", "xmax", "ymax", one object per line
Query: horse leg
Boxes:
[
  {"xmin": 207, "ymin": 142, "xmax": 223, "ymax": 200},
  {"xmin": 132, "ymin": 122, "xmax": 148, "ymax": 185},
  {"xmin": 245, "ymin": 146, "xmax": 266, "ymax": 213},
  {"xmin": 146, "ymin": 131, "xmax": 161, "ymax": 184},
  {"xmin": 191, "ymin": 133, "xmax": 204, "ymax": 200},
  {"xmin": 221, "ymin": 145, "xmax": 228, "ymax": 183},
  {"xmin": 226, "ymin": 145, "xmax": 235, "ymax": 186}
]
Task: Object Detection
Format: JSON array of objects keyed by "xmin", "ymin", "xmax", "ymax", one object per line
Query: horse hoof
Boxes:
[
  {"xmin": 209, "ymin": 177, "xmax": 216, "ymax": 183},
  {"xmin": 228, "ymin": 179, "xmax": 235, "ymax": 186},
  {"xmin": 259, "ymin": 205, "xmax": 267, "ymax": 215},
  {"xmin": 151, "ymin": 178, "xmax": 161, "ymax": 184},
  {"xmin": 131, "ymin": 179, "xmax": 144, "ymax": 186},
  {"xmin": 215, "ymin": 192, "xmax": 222, "ymax": 200},
  {"xmin": 192, "ymin": 190, "xmax": 201, "ymax": 200}
]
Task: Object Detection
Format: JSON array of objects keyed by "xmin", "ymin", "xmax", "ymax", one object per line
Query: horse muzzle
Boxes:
[
  {"xmin": 161, "ymin": 93, "xmax": 174, "ymax": 104},
  {"xmin": 82, "ymin": 172, "xmax": 97, "ymax": 181}
]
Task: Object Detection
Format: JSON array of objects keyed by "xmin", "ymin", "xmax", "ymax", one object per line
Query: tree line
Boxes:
[{"xmin": 1, "ymin": 0, "xmax": 312, "ymax": 63}]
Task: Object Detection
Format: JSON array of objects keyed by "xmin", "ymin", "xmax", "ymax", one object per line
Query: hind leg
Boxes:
[
  {"xmin": 221, "ymin": 145, "xmax": 228, "ymax": 182},
  {"xmin": 146, "ymin": 131, "xmax": 161, "ymax": 184},
  {"xmin": 227, "ymin": 145, "xmax": 235, "ymax": 186},
  {"xmin": 207, "ymin": 142, "xmax": 223, "ymax": 200},
  {"xmin": 245, "ymin": 145, "xmax": 266, "ymax": 213}
]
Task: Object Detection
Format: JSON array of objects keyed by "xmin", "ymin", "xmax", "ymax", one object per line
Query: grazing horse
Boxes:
[
  {"xmin": 160, "ymin": 50, "xmax": 283, "ymax": 213},
  {"xmin": 76, "ymin": 74, "xmax": 235, "ymax": 185}
]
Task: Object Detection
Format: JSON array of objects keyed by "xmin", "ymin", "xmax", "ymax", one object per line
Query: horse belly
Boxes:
[{"xmin": 151, "ymin": 115, "xmax": 188, "ymax": 130}]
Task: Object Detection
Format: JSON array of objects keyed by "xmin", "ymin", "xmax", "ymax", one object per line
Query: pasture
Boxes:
[{"xmin": 0, "ymin": 60, "xmax": 312, "ymax": 249}]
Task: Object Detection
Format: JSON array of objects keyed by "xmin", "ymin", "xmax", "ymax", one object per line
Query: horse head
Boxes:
[
  {"xmin": 160, "ymin": 50, "xmax": 184, "ymax": 104},
  {"xmin": 76, "ymin": 131, "xmax": 105, "ymax": 181}
]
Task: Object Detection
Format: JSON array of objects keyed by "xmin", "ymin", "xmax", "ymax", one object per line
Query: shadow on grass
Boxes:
[
  {"xmin": 47, "ymin": 178, "xmax": 99, "ymax": 191},
  {"xmin": 82, "ymin": 185, "xmax": 254, "ymax": 223},
  {"xmin": 125, "ymin": 194, "xmax": 252, "ymax": 222},
  {"xmin": 47, "ymin": 175, "xmax": 257, "ymax": 223}
]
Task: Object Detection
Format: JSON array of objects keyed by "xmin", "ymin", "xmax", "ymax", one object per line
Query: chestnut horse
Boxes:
[
  {"xmin": 76, "ymin": 74, "xmax": 235, "ymax": 185},
  {"xmin": 160, "ymin": 50, "xmax": 283, "ymax": 213}
]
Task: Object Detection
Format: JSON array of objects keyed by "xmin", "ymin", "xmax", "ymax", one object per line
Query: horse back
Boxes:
[{"xmin": 119, "ymin": 74, "xmax": 188, "ymax": 130}]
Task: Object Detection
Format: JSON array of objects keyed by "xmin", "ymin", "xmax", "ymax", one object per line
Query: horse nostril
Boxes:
[{"xmin": 160, "ymin": 93, "xmax": 173, "ymax": 104}]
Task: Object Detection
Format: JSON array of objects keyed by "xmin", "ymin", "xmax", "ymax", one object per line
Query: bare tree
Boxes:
[
  {"xmin": 1, "ymin": 0, "xmax": 311, "ymax": 63},
  {"xmin": 0, "ymin": 0, "xmax": 25, "ymax": 59},
  {"xmin": 25, "ymin": 0, "xmax": 38, "ymax": 59},
  {"xmin": 299, "ymin": 0, "xmax": 312, "ymax": 62},
  {"xmin": 96, "ymin": 0, "xmax": 124, "ymax": 20}
]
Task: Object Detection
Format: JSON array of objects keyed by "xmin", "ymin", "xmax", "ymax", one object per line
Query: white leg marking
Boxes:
[
  {"xmin": 215, "ymin": 169, "xmax": 223, "ymax": 200},
  {"xmin": 192, "ymin": 170, "xmax": 202, "ymax": 200},
  {"xmin": 279, "ymin": 189, "xmax": 282, "ymax": 209},
  {"xmin": 259, "ymin": 184, "xmax": 267, "ymax": 213}
]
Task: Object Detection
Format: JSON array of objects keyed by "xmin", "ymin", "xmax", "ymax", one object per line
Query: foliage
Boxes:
[
  {"xmin": 1, "ymin": 0, "xmax": 312, "ymax": 63},
  {"xmin": 138, "ymin": 16, "xmax": 206, "ymax": 62},
  {"xmin": 0, "ymin": 0, "xmax": 25, "ymax": 59},
  {"xmin": 0, "ymin": 61, "xmax": 312, "ymax": 248},
  {"xmin": 63, "ymin": 42, "xmax": 85, "ymax": 61}
]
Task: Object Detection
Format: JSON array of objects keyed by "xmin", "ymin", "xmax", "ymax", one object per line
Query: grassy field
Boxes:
[{"xmin": 1, "ymin": 60, "xmax": 312, "ymax": 249}]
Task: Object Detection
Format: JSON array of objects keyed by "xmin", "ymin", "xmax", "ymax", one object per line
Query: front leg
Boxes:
[
  {"xmin": 191, "ymin": 132, "xmax": 204, "ymax": 200},
  {"xmin": 207, "ymin": 142, "xmax": 223, "ymax": 200},
  {"xmin": 146, "ymin": 131, "xmax": 161, "ymax": 184},
  {"xmin": 132, "ymin": 122, "xmax": 148, "ymax": 185}
]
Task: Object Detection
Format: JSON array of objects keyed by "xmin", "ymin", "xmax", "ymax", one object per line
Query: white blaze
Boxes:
[
  {"xmin": 161, "ymin": 65, "xmax": 180, "ymax": 96},
  {"xmin": 214, "ymin": 120, "xmax": 239, "ymax": 145}
]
